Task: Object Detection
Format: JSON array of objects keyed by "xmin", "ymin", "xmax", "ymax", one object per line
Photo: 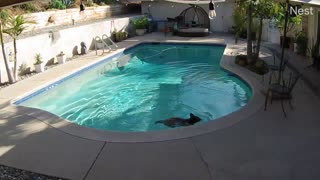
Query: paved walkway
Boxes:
[{"xmin": 0, "ymin": 33, "xmax": 320, "ymax": 180}]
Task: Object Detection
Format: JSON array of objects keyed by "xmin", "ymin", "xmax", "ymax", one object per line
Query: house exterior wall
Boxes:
[
  {"xmin": 307, "ymin": 6, "xmax": 319, "ymax": 50},
  {"xmin": 141, "ymin": 0, "xmax": 235, "ymax": 32}
]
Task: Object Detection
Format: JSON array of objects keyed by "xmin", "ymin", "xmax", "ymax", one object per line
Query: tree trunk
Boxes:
[
  {"xmin": 0, "ymin": 23, "xmax": 14, "ymax": 84},
  {"xmin": 247, "ymin": 3, "xmax": 253, "ymax": 64},
  {"xmin": 13, "ymin": 38, "xmax": 17, "ymax": 81},
  {"xmin": 255, "ymin": 17, "xmax": 263, "ymax": 60}
]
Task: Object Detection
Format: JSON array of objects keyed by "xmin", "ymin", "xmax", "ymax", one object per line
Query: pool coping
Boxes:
[{"xmin": 6, "ymin": 41, "xmax": 264, "ymax": 143}]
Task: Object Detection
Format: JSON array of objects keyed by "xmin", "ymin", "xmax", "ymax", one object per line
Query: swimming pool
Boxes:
[{"xmin": 16, "ymin": 43, "xmax": 252, "ymax": 132}]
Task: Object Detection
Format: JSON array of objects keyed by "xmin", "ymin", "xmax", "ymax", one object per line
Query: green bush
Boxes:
[
  {"xmin": 86, "ymin": 0, "xmax": 95, "ymax": 7},
  {"xmin": 94, "ymin": 0, "xmax": 114, "ymax": 5},
  {"xmin": 131, "ymin": 17, "xmax": 150, "ymax": 29},
  {"xmin": 235, "ymin": 55, "xmax": 268, "ymax": 75},
  {"xmin": 114, "ymin": 31, "xmax": 128, "ymax": 42},
  {"xmin": 18, "ymin": 3, "xmax": 38, "ymax": 13},
  {"xmin": 62, "ymin": 0, "xmax": 74, "ymax": 8},
  {"xmin": 49, "ymin": 0, "xmax": 66, "ymax": 10}
]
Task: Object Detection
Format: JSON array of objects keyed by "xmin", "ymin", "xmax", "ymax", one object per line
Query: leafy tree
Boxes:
[
  {"xmin": 3, "ymin": 15, "xmax": 34, "ymax": 81},
  {"xmin": 0, "ymin": 9, "xmax": 14, "ymax": 84},
  {"xmin": 274, "ymin": 3, "xmax": 302, "ymax": 36},
  {"xmin": 232, "ymin": 3, "xmax": 247, "ymax": 43},
  {"xmin": 236, "ymin": 0, "xmax": 257, "ymax": 64},
  {"xmin": 254, "ymin": 0, "xmax": 276, "ymax": 60}
]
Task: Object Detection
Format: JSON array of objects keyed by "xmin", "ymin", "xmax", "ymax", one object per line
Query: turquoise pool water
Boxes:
[{"xmin": 18, "ymin": 43, "xmax": 252, "ymax": 132}]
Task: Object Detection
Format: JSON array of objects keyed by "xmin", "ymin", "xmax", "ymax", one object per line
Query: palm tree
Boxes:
[
  {"xmin": 0, "ymin": 9, "xmax": 14, "ymax": 84},
  {"xmin": 4, "ymin": 15, "xmax": 33, "ymax": 81}
]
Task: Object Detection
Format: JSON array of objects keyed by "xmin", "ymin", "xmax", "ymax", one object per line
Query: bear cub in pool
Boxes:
[{"xmin": 155, "ymin": 113, "xmax": 201, "ymax": 128}]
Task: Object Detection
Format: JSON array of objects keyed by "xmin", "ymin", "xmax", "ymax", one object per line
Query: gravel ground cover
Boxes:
[{"xmin": 0, "ymin": 165, "xmax": 68, "ymax": 180}]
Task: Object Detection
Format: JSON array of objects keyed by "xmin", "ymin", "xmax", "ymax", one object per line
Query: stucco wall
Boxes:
[
  {"xmin": 141, "ymin": 0, "xmax": 235, "ymax": 32},
  {"xmin": 307, "ymin": 6, "xmax": 319, "ymax": 50},
  {"xmin": 0, "ymin": 15, "xmax": 142, "ymax": 83}
]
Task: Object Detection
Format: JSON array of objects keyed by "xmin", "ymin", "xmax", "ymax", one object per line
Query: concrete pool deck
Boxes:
[{"xmin": 0, "ymin": 33, "xmax": 320, "ymax": 179}]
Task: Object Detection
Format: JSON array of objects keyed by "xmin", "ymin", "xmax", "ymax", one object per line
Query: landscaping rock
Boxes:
[{"xmin": 0, "ymin": 165, "xmax": 68, "ymax": 180}]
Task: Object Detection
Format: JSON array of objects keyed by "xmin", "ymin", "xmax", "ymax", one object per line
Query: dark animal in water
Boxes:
[{"xmin": 155, "ymin": 113, "xmax": 201, "ymax": 128}]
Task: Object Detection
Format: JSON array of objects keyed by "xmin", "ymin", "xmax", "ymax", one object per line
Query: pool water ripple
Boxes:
[{"xmin": 19, "ymin": 43, "xmax": 252, "ymax": 132}]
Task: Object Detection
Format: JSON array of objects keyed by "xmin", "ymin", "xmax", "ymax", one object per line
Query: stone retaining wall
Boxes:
[{"xmin": 23, "ymin": 5, "xmax": 130, "ymax": 32}]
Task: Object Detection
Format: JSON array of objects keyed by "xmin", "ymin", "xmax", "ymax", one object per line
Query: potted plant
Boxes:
[
  {"xmin": 95, "ymin": 39, "xmax": 104, "ymax": 49},
  {"xmin": 131, "ymin": 17, "xmax": 150, "ymax": 36},
  {"xmin": 34, "ymin": 53, "xmax": 44, "ymax": 73},
  {"xmin": 56, "ymin": 51, "xmax": 66, "ymax": 64},
  {"xmin": 295, "ymin": 31, "xmax": 308, "ymax": 56}
]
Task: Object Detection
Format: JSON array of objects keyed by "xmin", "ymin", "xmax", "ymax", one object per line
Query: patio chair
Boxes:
[
  {"xmin": 266, "ymin": 53, "xmax": 288, "ymax": 84},
  {"xmin": 264, "ymin": 72, "xmax": 301, "ymax": 117}
]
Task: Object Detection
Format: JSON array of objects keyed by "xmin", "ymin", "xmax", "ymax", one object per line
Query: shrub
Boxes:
[
  {"xmin": 105, "ymin": 0, "xmax": 114, "ymax": 4},
  {"xmin": 86, "ymin": 0, "xmax": 95, "ymax": 7},
  {"xmin": 49, "ymin": 0, "xmax": 66, "ymax": 10},
  {"xmin": 255, "ymin": 60, "xmax": 264, "ymax": 68},
  {"xmin": 34, "ymin": 54, "xmax": 43, "ymax": 65},
  {"xmin": 235, "ymin": 55, "xmax": 268, "ymax": 75},
  {"xmin": 18, "ymin": 3, "xmax": 38, "ymax": 13},
  {"xmin": 62, "ymin": 0, "xmax": 74, "ymax": 8},
  {"xmin": 94, "ymin": 0, "xmax": 114, "ymax": 5},
  {"xmin": 131, "ymin": 17, "xmax": 150, "ymax": 29},
  {"xmin": 113, "ymin": 31, "xmax": 128, "ymax": 42},
  {"xmin": 18, "ymin": 63, "xmax": 31, "ymax": 76}
]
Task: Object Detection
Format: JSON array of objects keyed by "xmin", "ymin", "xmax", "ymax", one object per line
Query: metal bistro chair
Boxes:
[
  {"xmin": 264, "ymin": 72, "xmax": 301, "ymax": 117},
  {"xmin": 266, "ymin": 53, "xmax": 288, "ymax": 85}
]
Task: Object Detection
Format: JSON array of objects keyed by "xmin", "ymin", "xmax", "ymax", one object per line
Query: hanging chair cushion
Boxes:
[{"xmin": 177, "ymin": 28, "xmax": 209, "ymax": 37}]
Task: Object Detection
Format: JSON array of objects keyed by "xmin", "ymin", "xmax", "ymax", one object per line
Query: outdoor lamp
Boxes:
[{"xmin": 209, "ymin": 0, "xmax": 216, "ymax": 19}]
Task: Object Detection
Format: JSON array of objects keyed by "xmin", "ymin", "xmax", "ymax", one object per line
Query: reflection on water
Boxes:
[{"xmin": 20, "ymin": 44, "xmax": 252, "ymax": 132}]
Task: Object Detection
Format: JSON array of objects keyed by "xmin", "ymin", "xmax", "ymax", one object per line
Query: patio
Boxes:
[{"xmin": 0, "ymin": 33, "xmax": 320, "ymax": 179}]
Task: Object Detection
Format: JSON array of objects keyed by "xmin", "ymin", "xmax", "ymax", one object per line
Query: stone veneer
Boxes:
[{"xmin": 23, "ymin": 5, "xmax": 130, "ymax": 32}]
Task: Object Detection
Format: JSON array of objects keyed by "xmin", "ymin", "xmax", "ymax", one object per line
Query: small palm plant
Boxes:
[
  {"xmin": 34, "ymin": 53, "xmax": 43, "ymax": 65},
  {"xmin": 0, "ymin": 9, "xmax": 14, "ymax": 83},
  {"xmin": 34, "ymin": 53, "xmax": 44, "ymax": 73},
  {"xmin": 57, "ymin": 51, "xmax": 66, "ymax": 64},
  {"xmin": 4, "ymin": 15, "xmax": 34, "ymax": 81}
]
